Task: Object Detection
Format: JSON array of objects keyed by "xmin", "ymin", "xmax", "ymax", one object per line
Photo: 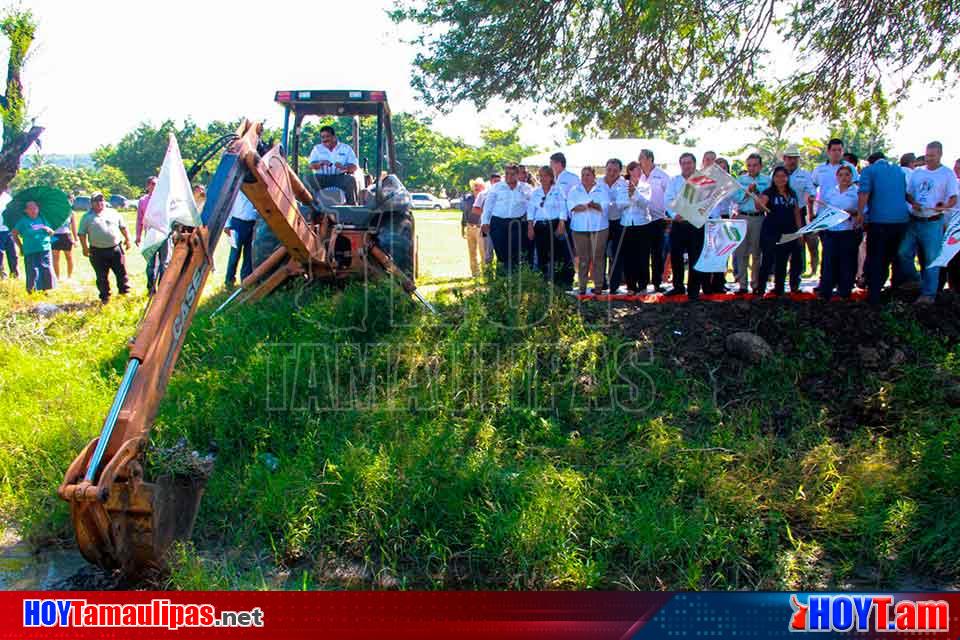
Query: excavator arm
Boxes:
[{"xmin": 59, "ymin": 118, "xmax": 433, "ymax": 576}]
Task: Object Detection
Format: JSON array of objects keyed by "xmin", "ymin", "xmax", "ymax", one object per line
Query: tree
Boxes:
[
  {"xmin": 390, "ymin": 0, "xmax": 960, "ymax": 134},
  {"xmin": 0, "ymin": 8, "xmax": 43, "ymax": 193},
  {"xmin": 435, "ymin": 124, "xmax": 535, "ymax": 194},
  {"xmin": 9, "ymin": 164, "xmax": 134, "ymax": 198}
]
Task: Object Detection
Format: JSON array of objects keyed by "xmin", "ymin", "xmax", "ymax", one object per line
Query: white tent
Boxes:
[{"xmin": 521, "ymin": 138, "xmax": 701, "ymax": 174}]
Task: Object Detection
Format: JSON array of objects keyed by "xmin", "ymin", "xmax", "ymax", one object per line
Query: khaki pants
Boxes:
[
  {"xmin": 573, "ymin": 229, "xmax": 609, "ymax": 293},
  {"xmin": 733, "ymin": 215, "xmax": 764, "ymax": 290},
  {"xmin": 465, "ymin": 224, "xmax": 483, "ymax": 276}
]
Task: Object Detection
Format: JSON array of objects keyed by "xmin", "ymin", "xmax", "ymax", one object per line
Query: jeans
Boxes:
[
  {"xmin": 820, "ymin": 230, "xmax": 861, "ymax": 299},
  {"xmin": 24, "ymin": 250, "xmax": 55, "ymax": 292},
  {"xmin": 489, "ymin": 216, "xmax": 525, "ymax": 271},
  {"xmin": 0, "ymin": 230, "xmax": 18, "ymax": 277},
  {"xmin": 898, "ymin": 217, "xmax": 944, "ymax": 297},
  {"xmin": 89, "ymin": 245, "xmax": 129, "ymax": 302},
  {"xmin": 533, "ymin": 219, "xmax": 574, "ymax": 287},
  {"xmin": 866, "ymin": 222, "xmax": 908, "ymax": 304},
  {"xmin": 669, "ymin": 220, "xmax": 705, "ymax": 297},
  {"xmin": 225, "ymin": 218, "xmax": 256, "ymax": 285},
  {"xmin": 145, "ymin": 237, "xmax": 170, "ymax": 294},
  {"xmin": 757, "ymin": 234, "xmax": 803, "ymax": 294}
]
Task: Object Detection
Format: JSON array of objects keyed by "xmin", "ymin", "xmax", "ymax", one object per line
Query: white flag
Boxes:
[
  {"xmin": 778, "ymin": 204, "xmax": 849, "ymax": 245},
  {"xmin": 695, "ymin": 218, "xmax": 747, "ymax": 272},
  {"xmin": 929, "ymin": 209, "xmax": 960, "ymax": 268},
  {"xmin": 669, "ymin": 164, "xmax": 742, "ymax": 229},
  {"xmin": 141, "ymin": 134, "xmax": 200, "ymax": 260}
]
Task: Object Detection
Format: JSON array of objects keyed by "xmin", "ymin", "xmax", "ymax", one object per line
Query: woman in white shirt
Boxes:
[
  {"xmin": 567, "ymin": 167, "xmax": 608, "ymax": 294},
  {"xmin": 527, "ymin": 166, "xmax": 573, "ymax": 287},
  {"xmin": 819, "ymin": 165, "xmax": 861, "ymax": 299},
  {"xmin": 615, "ymin": 161, "xmax": 654, "ymax": 294}
]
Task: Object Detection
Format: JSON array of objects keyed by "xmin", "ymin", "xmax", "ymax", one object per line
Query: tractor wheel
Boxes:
[
  {"xmin": 377, "ymin": 212, "xmax": 415, "ymax": 279},
  {"xmin": 251, "ymin": 217, "xmax": 280, "ymax": 271}
]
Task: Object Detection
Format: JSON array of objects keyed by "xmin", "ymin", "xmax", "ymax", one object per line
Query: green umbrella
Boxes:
[{"xmin": 2, "ymin": 186, "xmax": 72, "ymax": 232}]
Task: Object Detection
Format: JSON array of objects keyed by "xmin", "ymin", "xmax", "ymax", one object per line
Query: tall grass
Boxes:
[{"xmin": 1, "ymin": 270, "xmax": 958, "ymax": 590}]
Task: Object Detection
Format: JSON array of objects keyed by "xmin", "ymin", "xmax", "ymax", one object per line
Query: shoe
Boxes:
[
  {"xmin": 591, "ymin": 288, "xmax": 603, "ymax": 295},
  {"xmin": 664, "ymin": 287, "xmax": 686, "ymax": 296},
  {"xmin": 578, "ymin": 288, "xmax": 587, "ymax": 295},
  {"xmin": 914, "ymin": 295, "xmax": 935, "ymax": 305}
]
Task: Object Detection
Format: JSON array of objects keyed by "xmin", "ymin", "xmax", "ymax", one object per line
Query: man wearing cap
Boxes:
[
  {"xmin": 782, "ymin": 145, "xmax": 816, "ymax": 277},
  {"xmin": 78, "ymin": 193, "xmax": 131, "ymax": 303}
]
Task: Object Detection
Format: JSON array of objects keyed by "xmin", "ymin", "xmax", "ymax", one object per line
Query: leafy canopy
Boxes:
[{"xmin": 390, "ymin": 0, "xmax": 960, "ymax": 134}]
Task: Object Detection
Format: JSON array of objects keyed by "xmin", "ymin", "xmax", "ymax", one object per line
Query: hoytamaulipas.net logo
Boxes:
[
  {"xmin": 789, "ymin": 594, "xmax": 949, "ymax": 633},
  {"xmin": 23, "ymin": 598, "xmax": 264, "ymax": 630}
]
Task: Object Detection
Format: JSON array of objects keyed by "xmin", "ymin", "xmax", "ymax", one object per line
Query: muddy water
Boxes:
[{"xmin": 0, "ymin": 531, "xmax": 123, "ymax": 590}]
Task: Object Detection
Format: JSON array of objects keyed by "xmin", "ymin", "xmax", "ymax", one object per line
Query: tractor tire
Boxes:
[
  {"xmin": 376, "ymin": 212, "xmax": 415, "ymax": 279},
  {"xmin": 251, "ymin": 217, "xmax": 281, "ymax": 271}
]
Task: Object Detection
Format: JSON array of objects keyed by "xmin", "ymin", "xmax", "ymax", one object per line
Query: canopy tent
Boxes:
[{"xmin": 521, "ymin": 138, "xmax": 704, "ymax": 174}]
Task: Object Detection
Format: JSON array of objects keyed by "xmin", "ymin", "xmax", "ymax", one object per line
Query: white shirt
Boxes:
[
  {"xmin": 664, "ymin": 174, "xmax": 692, "ymax": 219},
  {"xmin": 908, "ymin": 165, "xmax": 959, "ymax": 217},
  {"xmin": 822, "ymin": 185, "xmax": 859, "ymax": 231},
  {"xmin": 481, "ymin": 181, "xmax": 529, "ymax": 224},
  {"xmin": 638, "ymin": 167, "xmax": 671, "ymax": 220},
  {"xmin": 308, "ymin": 141, "xmax": 358, "ymax": 176},
  {"xmin": 567, "ymin": 182, "xmax": 608, "ymax": 232},
  {"xmin": 812, "ymin": 161, "xmax": 859, "ymax": 215},
  {"xmin": 527, "ymin": 185, "xmax": 568, "ymax": 222},
  {"xmin": 555, "ymin": 170, "xmax": 580, "ymax": 196},
  {"xmin": 615, "ymin": 181, "xmax": 653, "ymax": 227},
  {"xmin": 598, "ymin": 176, "xmax": 627, "ymax": 221},
  {"xmin": 229, "ymin": 192, "xmax": 259, "ymax": 222}
]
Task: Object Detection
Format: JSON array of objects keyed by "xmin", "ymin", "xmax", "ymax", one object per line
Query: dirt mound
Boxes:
[{"xmin": 587, "ymin": 290, "xmax": 960, "ymax": 432}]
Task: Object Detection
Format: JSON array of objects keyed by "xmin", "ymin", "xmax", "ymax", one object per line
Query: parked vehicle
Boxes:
[
  {"xmin": 71, "ymin": 195, "xmax": 91, "ymax": 211},
  {"xmin": 410, "ymin": 192, "xmax": 450, "ymax": 210}
]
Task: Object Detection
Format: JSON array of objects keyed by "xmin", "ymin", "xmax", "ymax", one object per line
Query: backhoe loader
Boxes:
[{"xmin": 57, "ymin": 90, "xmax": 432, "ymax": 577}]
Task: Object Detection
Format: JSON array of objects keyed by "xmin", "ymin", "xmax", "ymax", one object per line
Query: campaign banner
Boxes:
[
  {"xmin": 929, "ymin": 208, "xmax": 960, "ymax": 268},
  {"xmin": 669, "ymin": 164, "xmax": 742, "ymax": 229},
  {"xmin": 4, "ymin": 591, "xmax": 960, "ymax": 639},
  {"xmin": 695, "ymin": 218, "xmax": 747, "ymax": 272},
  {"xmin": 779, "ymin": 204, "xmax": 849, "ymax": 245}
]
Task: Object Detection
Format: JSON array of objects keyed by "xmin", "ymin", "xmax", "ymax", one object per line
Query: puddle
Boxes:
[{"xmin": 0, "ymin": 530, "xmax": 125, "ymax": 590}]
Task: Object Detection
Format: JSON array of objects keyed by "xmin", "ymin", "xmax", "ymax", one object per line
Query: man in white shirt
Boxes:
[
  {"xmin": 481, "ymin": 164, "xmax": 530, "ymax": 271},
  {"xmin": 598, "ymin": 158, "xmax": 627, "ymax": 292},
  {"xmin": 638, "ymin": 149, "xmax": 672, "ymax": 291},
  {"xmin": 472, "ymin": 173, "xmax": 501, "ymax": 265},
  {"xmin": 665, "ymin": 153, "xmax": 704, "ymax": 299},
  {"xmin": 308, "ymin": 125, "xmax": 360, "ymax": 204},
  {"xmin": 224, "ymin": 192, "xmax": 259, "ymax": 287},
  {"xmin": 550, "ymin": 153, "xmax": 581, "ymax": 196},
  {"xmin": 902, "ymin": 140, "xmax": 960, "ymax": 303}
]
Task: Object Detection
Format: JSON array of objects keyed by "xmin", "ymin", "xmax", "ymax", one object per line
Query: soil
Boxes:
[{"xmin": 585, "ymin": 289, "xmax": 960, "ymax": 433}]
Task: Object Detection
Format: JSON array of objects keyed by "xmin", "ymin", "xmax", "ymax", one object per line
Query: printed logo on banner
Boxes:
[
  {"xmin": 23, "ymin": 598, "xmax": 264, "ymax": 630},
  {"xmin": 788, "ymin": 594, "xmax": 949, "ymax": 633}
]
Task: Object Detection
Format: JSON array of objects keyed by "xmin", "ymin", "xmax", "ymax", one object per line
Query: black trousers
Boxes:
[
  {"xmin": 866, "ymin": 222, "xmax": 908, "ymax": 304},
  {"xmin": 490, "ymin": 216, "xmax": 525, "ymax": 271},
  {"xmin": 669, "ymin": 220, "xmax": 705, "ymax": 297},
  {"xmin": 649, "ymin": 220, "xmax": 667, "ymax": 288},
  {"xmin": 316, "ymin": 173, "xmax": 357, "ymax": 205},
  {"xmin": 820, "ymin": 230, "xmax": 861, "ymax": 299},
  {"xmin": 621, "ymin": 223, "xmax": 660, "ymax": 292},
  {"xmin": 89, "ymin": 245, "xmax": 130, "ymax": 302},
  {"xmin": 533, "ymin": 220, "xmax": 574, "ymax": 286},
  {"xmin": 758, "ymin": 234, "xmax": 803, "ymax": 294},
  {"xmin": 605, "ymin": 219, "xmax": 625, "ymax": 291}
]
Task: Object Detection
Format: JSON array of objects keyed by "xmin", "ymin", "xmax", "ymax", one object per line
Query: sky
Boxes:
[{"xmin": 11, "ymin": 0, "xmax": 960, "ymax": 161}]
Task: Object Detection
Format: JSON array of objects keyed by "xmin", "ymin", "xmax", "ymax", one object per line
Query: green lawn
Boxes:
[{"xmin": 2, "ymin": 210, "xmax": 959, "ymax": 591}]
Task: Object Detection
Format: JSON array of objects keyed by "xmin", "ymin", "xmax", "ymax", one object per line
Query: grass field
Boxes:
[{"xmin": 1, "ymin": 208, "xmax": 959, "ymax": 591}]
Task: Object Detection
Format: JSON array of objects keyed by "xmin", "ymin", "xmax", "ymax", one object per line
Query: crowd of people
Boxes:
[{"xmin": 460, "ymin": 139, "xmax": 960, "ymax": 304}]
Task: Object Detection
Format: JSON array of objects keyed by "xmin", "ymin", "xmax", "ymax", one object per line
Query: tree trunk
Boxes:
[{"xmin": 0, "ymin": 124, "xmax": 42, "ymax": 193}]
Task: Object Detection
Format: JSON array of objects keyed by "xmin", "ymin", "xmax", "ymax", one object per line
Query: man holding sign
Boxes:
[{"xmin": 901, "ymin": 141, "xmax": 959, "ymax": 304}]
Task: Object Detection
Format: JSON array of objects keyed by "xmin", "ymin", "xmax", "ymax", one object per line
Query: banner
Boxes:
[
  {"xmin": 669, "ymin": 164, "xmax": 742, "ymax": 229},
  {"xmin": 695, "ymin": 218, "xmax": 747, "ymax": 272},
  {"xmin": 778, "ymin": 203, "xmax": 849, "ymax": 245},
  {"xmin": 141, "ymin": 134, "xmax": 200, "ymax": 260},
  {"xmin": 929, "ymin": 208, "xmax": 960, "ymax": 268}
]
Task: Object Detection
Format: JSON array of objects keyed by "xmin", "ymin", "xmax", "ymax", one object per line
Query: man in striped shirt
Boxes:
[{"xmin": 309, "ymin": 125, "xmax": 360, "ymax": 204}]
